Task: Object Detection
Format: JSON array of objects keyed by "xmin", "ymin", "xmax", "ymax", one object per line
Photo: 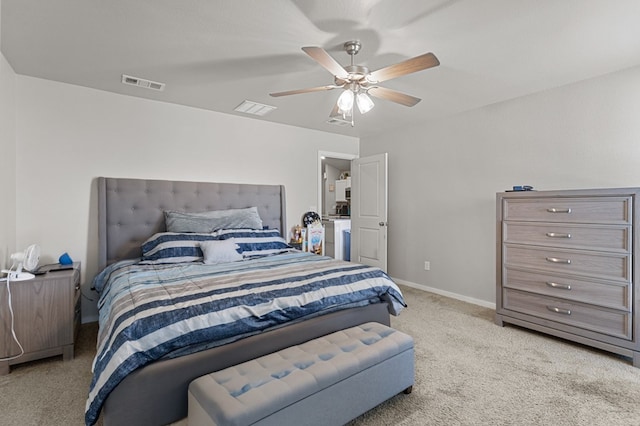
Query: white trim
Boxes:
[{"xmin": 392, "ymin": 277, "xmax": 496, "ymax": 310}]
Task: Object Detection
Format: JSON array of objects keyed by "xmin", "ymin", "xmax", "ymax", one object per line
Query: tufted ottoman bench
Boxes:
[{"xmin": 188, "ymin": 322, "xmax": 414, "ymax": 426}]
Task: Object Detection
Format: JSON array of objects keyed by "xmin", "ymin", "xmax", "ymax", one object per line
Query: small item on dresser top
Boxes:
[
  {"xmin": 302, "ymin": 211, "xmax": 321, "ymax": 227},
  {"xmin": 301, "ymin": 228, "xmax": 307, "ymax": 251},
  {"xmin": 507, "ymin": 185, "xmax": 534, "ymax": 192},
  {"xmin": 50, "ymin": 265, "xmax": 74, "ymax": 272},
  {"xmin": 29, "ymin": 262, "xmax": 75, "ymax": 274},
  {"xmin": 44, "ymin": 263, "xmax": 74, "ymax": 272},
  {"xmin": 59, "ymin": 252, "xmax": 73, "ymax": 265},
  {"xmin": 291, "ymin": 224, "xmax": 302, "ymax": 243}
]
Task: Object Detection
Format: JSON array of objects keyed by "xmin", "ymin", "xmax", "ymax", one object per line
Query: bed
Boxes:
[{"xmin": 87, "ymin": 177, "xmax": 405, "ymax": 426}]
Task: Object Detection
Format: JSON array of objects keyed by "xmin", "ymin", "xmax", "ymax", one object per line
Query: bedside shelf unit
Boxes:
[
  {"xmin": 495, "ymin": 189, "xmax": 640, "ymax": 367},
  {"xmin": 0, "ymin": 263, "xmax": 81, "ymax": 374}
]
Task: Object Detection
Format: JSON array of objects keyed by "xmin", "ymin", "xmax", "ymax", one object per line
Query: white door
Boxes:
[{"xmin": 350, "ymin": 153, "xmax": 388, "ymax": 271}]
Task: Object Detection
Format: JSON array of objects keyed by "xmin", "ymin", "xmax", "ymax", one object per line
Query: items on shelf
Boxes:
[
  {"xmin": 307, "ymin": 224, "xmax": 324, "ymax": 255},
  {"xmin": 290, "ymin": 212, "xmax": 325, "ymax": 255},
  {"xmin": 291, "ymin": 225, "xmax": 302, "ymax": 243}
]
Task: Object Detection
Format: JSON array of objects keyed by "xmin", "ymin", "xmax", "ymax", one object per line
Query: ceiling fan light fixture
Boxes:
[
  {"xmin": 337, "ymin": 89, "xmax": 354, "ymax": 112},
  {"xmin": 356, "ymin": 92, "xmax": 374, "ymax": 114},
  {"xmin": 273, "ymin": 41, "xmax": 439, "ymax": 126}
]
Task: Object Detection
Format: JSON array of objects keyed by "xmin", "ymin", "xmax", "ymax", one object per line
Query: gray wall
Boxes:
[
  {"xmin": 0, "ymin": 0, "xmax": 17, "ymax": 270},
  {"xmin": 361, "ymin": 65, "xmax": 640, "ymax": 306},
  {"xmin": 13, "ymin": 76, "xmax": 358, "ymax": 322}
]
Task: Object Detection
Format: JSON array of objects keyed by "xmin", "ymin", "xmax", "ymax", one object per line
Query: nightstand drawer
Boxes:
[
  {"xmin": 503, "ymin": 197, "xmax": 631, "ymax": 224},
  {"xmin": 503, "ymin": 289, "xmax": 632, "ymax": 340},
  {"xmin": 503, "ymin": 222, "xmax": 630, "ymax": 252},
  {"xmin": 504, "ymin": 245, "xmax": 630, "ymax": 282},
  {"xmin": 503, "ymin": 268, "xmax": 630, "ymax": 311}
]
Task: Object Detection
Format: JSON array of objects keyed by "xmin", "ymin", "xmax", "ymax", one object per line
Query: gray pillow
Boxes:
[
  {"xmin": 200, "ymin": 240, "xmax": 243, "ymax": 264},
  {"xmin": 165, "ymin": 207, "xmax": 263, "ymax": 233}
]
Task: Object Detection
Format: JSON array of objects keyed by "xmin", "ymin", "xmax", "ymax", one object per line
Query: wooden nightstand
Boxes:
[{"xmin": 0, "ymin": 263, "xmax": 81, "ymax": 374}]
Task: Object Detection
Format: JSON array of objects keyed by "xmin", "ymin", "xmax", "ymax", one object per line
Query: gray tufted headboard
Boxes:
[{"xmin": 97, "ymin": 177, "xmax": 286, "ymax": 268}]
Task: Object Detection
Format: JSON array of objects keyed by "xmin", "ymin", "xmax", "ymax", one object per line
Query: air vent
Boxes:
[
  {"xmin": 121, "ymin": 74, "xmax": 165, "ymax": 91},
  {"xmin": 234, "ymin": 100, "xmax": 277, "ymax": 116}
]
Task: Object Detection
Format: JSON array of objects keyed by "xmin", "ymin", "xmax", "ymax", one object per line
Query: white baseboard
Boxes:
[{"xmin": 392, "ymin": 277, "xmax": 496, "ymax": 310}]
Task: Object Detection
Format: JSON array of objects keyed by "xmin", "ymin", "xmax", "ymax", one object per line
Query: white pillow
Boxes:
[{"xmin": 199, "ymin": 240, "xmax": 243, "ymax": 264}]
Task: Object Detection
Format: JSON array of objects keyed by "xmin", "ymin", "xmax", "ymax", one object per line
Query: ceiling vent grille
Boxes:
[
  {"xmin": 121, "ymin": 74, "xmax": 165, "ymax": 91},
  {"xmin": 234, "ymin": 100, "xmax": 277, "ymax": 116}
]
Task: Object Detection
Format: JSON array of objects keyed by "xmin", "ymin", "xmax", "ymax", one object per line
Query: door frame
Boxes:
[{"xmin": 317, "ymin": 150, "xmax": 358, "ymax": 219}]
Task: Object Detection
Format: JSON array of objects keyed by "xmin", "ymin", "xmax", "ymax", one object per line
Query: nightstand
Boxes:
[{"xmin": 0, "ymin": 263, "xmax": 81, "ymax": 374}]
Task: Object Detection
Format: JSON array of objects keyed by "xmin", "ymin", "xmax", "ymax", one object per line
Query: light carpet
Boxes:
[{"xmin": 1, "ymin": 285, "xmax": 639, "ymax": 425}]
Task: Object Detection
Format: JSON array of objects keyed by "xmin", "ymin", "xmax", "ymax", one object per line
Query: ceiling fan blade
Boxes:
[
  {"xmin": 367, "ymin": 52, "xmax": 440, "ymax": 84},
  {"xmin": 302, "ymin": 47, "xmax": 350, "ymax": 79},
  {"xmin": 270, "ymin": 85, "xmax": 340, "ymax": 97},
  {"xmin": 368, "ymin": 86, "xmax": 422, "ymax": 107}
]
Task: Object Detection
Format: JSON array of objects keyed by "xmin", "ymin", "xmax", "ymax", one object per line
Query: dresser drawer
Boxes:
[
  {"xmin": 503, "ymin": 197, "xmax": 631, "ymax": 224},
  {"xmin": 504, "ymin": 245, "xmax": 630, "ymax": 282},
  {"xmin": 503, "ymin": 289, "xmax": 632, "ymax": 340},
  {"xmin": 503, "ymin": 268, "xmax": 630, "ymax": 311},
  {"xmin": 503, "ymin": 222, "xmax": 630, "ymax": 252}
]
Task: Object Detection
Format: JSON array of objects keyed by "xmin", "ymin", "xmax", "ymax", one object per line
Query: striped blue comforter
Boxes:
[{"xmin": 85, "ymin": 251, "xmax": 405, "ymax": 425}]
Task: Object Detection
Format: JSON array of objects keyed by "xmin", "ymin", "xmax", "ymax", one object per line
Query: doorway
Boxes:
[{"xmin": 317, "ymin": 151, "xmax": 357, "ymax": 219}]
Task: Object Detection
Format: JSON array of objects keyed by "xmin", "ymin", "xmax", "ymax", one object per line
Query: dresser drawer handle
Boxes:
[
  {"xmin": 546, "ymin": 281, "xmax": 571, "ymax": 290},
  {"xmin": 547, "ymin": 306, "xmax": 571, "ymax": 315},
  {"xmin": 546, "ymin": 232, "xmax": 571, "ymax": 239},
  {"xmin": 546, "ymin": 208, "xmax": 572, "ymax": 213},
  {"xmin": 546, "ymin": 257, "xmax": 571, "ymax": 264}
]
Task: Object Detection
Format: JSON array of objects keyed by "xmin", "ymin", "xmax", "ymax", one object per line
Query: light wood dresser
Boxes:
[
  {"xmin": 0, "ymin": 263, "xmax": 81, "ymax": 374},
  {"xmin": 495, "ymin": 188, "xmax": 640, "ymax": 367}
]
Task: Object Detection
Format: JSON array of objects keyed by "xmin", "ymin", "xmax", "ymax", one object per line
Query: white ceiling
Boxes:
[{"xmin": 2, "ymin": 0, "xmax": 640, "ymax": 139}]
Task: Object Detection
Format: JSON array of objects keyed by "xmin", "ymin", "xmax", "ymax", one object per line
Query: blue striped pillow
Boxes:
[
  {"xmin": 214, "ymin": 229, "xmax": 292, "ymax": 258},
  {"xmin": 140, "ymin": 232, "xmax": 222, "ymax": 264}
]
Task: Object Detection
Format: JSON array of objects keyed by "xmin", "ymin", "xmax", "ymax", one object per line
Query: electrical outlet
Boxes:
[{"xmin": 424, "ymin": 261, "xmax": 430, "ymax": 271}]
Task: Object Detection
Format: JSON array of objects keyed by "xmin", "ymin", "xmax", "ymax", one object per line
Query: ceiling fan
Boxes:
[{"xmin": 270, "ymin": 40, "xmax": 440, "ymax": 125}]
